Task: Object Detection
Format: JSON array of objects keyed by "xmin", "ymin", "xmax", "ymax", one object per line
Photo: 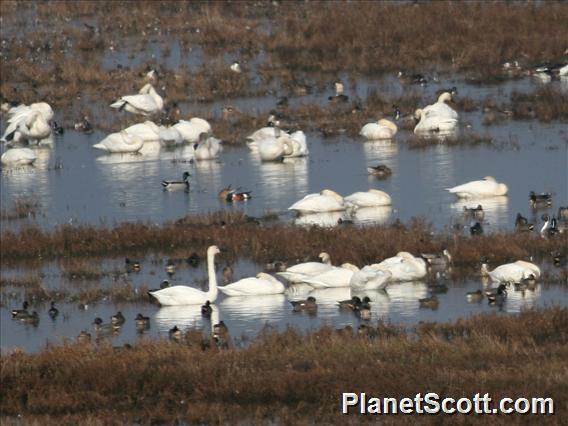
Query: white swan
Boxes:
[
  {"xmin": 93, "ymin": 131, "xmax": 145, "ymax": 153},
  {"xmin": 246, "ymin": 122, "xmax": 280, "ymax": 151},
  {"xmin": 300, "ymin": 263, "xmax": 360, "ymax": 288},
  {"xmin": 447, "ymin": 176, "xmax": 508, "ymax": 198},
  {"xmin": 2, "ymin": 102, "xmax": 54, "ymax": 142},
  {"xmin": 277, "ymin": 252, "xmax": 332, "ymax": 283},
  {"xmin": 123, "ymin": 121, "xmax": 160, "ymax": 142},
  {"xmin": 350, "ymin": 266, "xmax": 392, "ymax": 290},
  {"xmin": 414, "ymin": 93, "xmax": 459, "ymax": 134},
  {"xmin": 194, "ymin": 133, "xmax": 222, "ymax": 160},
  {"xmin": 174, "ymin": 118, "xmax": 212, "ymax": 144},
  {"xmin": 481, "ymin": 260, "xmax": 541, "ymax": 284},
  {"xmin": 11, "ymin": 111, "xmax": 51, "ymax": 143},
  {"xmin": 258, "ymin": 133, "xmax": 293, "ymax": 162},
  {"xmin": 344, "ymin": 189, "xmax": 392, "ymax": 209},
  {"xmin": 373, "ymin": 252, "xmax": 428, "ymax": 282},
  {"xmin": 217, "ymin": 272, "xmax": 285, "ymax": 296},
  {"xmin": 423, "ymin": 92, "xmax": 459, "ymax": 119},
  {"xmin": 148, "ymin": 246, "xmax": 220, "ymax": 305},
  {"xmin": 360, "ymin": 119, "xmax": 398, "ymax": 140},
  {"xmin": 1, "ymin": 148, "xmax": 37, "ymax": 166},
  {"xmin": 158, "ymin": 125, "xmax": 184, "ymax": 146},
  {"xmin": 283, "ymin": 130, "xmax": 309, "ymax": 157},
  {"xmin": 289, "ymin": 189, "xmax": 345, "ymax": 214},
  {"xmin": 110, "ymin": 83, "xmax": 164, "ymax": 115}
]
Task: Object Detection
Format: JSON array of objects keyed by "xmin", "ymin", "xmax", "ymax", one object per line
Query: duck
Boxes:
[
  {"xmin": 397, "ymin": 71, "xmax": 428, "ymax": 86},
  {"xmin": 540, "ymin": 214, "xmax": 561, "ymax": 236},
  {"xmin": 222, "ymin": 266, "xmax": 234, "ymax": 284},
  {"xmin": 328, "ymin": 81, "xmax": 349, "ymax": 103},
  {"xmin": 201, "ymin": 300, "xmax": 213, "ymax": 317},
  {"xmin": 515, "ymin": 213, "xmax": 534, "ymax": 232},
  {"xmin": 558, "ymin": 207, "xmax": 568, "ymax": 220},
  {"xmin": 463, "ymin": 205, "xmax": 485, "ymax": 221},
  {"xmin": 301, "ymin": 263, "xmax": 360, "ymax": 289},
  {"xmin": 485, "ymin": 284, "xmax": 507, "ymax": 305},
  {"xmin": 529, "ymin": 191, "xmax": 552, "ymax": 207},
  {"xmin": 148, "ymin": 246, "xmax": 221, "ymax": 305},
  {"xmin": 419, "ymin": 295, "xmax": 439, "ymax": 309},
  {"xmin": 470, "ymin": 222, "xmax": 484, "ymax": 235},
  {"xmin": 288, "ymin": 189, "xmax": 345, "ymax": 214},
  {"xmin": 447, "ymin": 176, "xmax": 508, "ymax": 198},
  {"xmin": 230, "ymin": 61, "xmax": 242, "ymax": 73},
  {"xmin": 338, "ymin": 296, "xmax": 364, "ymax": 310},
  {"xmin": 514, "ymin": 275, "xmax": 537, "ymax": 291},
  {"xmin": 165, "ymin": 260, "xmax": 176, "ymax": 276},
  {"xmin": 111, "ymin": 311, "xmax": 126, "ymax": 326},
  {"xmin": 551, "ymin": 251, "xmax": 566, "ymax": 267},
  {"xmin": 277, "ymin": 252, "xmax": 333, "ymax": 283},
  {"xmin": 355, "ymin": 298, "xmax": 372, "ymax": 320},
  {"xmin": 421, "ymin": 249, "xmax": 452, "ymax": 268},
  {"xmin": 162, "ymin": 172, "xmax": 191, "ymax": 191},
  {"xmin": 169, "ymin": 325, "xmax": 182, "ymax": 341},
  {"xmin": 11, "ymin": 301, "xmax": 30, "ymax": 318},
  {"xmin": 48, "ymin": 301, "xmax": 59, "ymax": 319},
  {"xmin": 93, "ymin": 317, "xmax": 119, "ymax": 334},
  {"xmin": 367, "ymin": 164, "xmax": 392, "ymax": 178},
  {"xmin": 110, "ymin": 83, "xmax": 164, "ymax": 115},
  {"xmin": 193, "ymin": 132, "xmax": 222, "ymax": 160},
  {"xmin": 74, "ymin": 116, "xmax": 94, "ymax": 133},
  {"xmin": 16, "ymin": 310, "xmax": 40, "ymax": 325},
  {"xmin": 212, "ymin": 321, "xmax": 230, "ymax": 347},
  {"xmin": 125, "ymin": 258, "xmax": 141, "ymax": 273},
  {"xmin": 93, "ymin": 131, "xmax": 145, "ymax": 153},
  {"xmin": 344, "ymin": 189, "xmax": 392, "ymax": 210},
  {"xmin": 77, "ymin": 330, "xmax": 92, "ymax": 344},
  {"xmin": 283, "ymin": 130, "xmax": 309, "ymax": 158},
  {"xmin": 466, "ymin": 289, "xmax": 484, "ymax": 302},
  {"xmin": 373, "ymin": 252, "xmax": 428, "ymax": 282},
  {"xmin": 135, "ymin": 313, "xmax": 150, "ymax": 329},
  {"xmin": 1, "ymin": 148, "xmax": 37, "ymax": 166},
  {"xmin": 218, "ymin": 272, "xmax": 285, "ymax": 296},
  {"xmin": 187, "ymin": 253, "xmax": 200, "ymax": 267},
  {"xmin": 360, "ymin": 119, "xmax": 398, "ymax": 140},
  {"xmin": 349, "ymin": 266, "xmax": 392, "ymax": 290},
  {"xmin": 480, "ymin": 259, "xmax": 541, "ymax": 284},
  {"xmin": 173, "ymin": 117, "xmax": 212, "ymax": 144},
  {"xmin": 290, "ymin": 296, "xmax": 317, "ymax": 312},
  {"xmin": 221, "ymin": 186, "xmax": 252, "ymax": 202}
]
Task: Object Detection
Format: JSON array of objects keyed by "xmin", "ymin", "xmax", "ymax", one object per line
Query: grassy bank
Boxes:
[{"xmin": 1, "ymin": 308, "xmax": 566, "ymax": 424}]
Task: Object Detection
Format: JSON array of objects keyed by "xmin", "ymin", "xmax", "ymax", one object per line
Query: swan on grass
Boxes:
[
  {"xmin": 350, "ymin": 266, "xmax": 392, "ymax": 291},
  {"xmin": 1, "ymin": 147, "xmax": 37, "ymax": 166},
  {"xmin": 447, "ymin": 176, "xmax": 508, "ymax": 198},
  {"xmin": 360, "ymin": 119, "xmax": 398, "ymax": 140},
  {"xmin": 300, "ymin": 263, "xmax": 360, "ymax": 289},
  {"xmin": 373, "ymin": 252, "xmax": 428, "ymax": 282},
  {"xmin": 110, "ymin": 83, "xmax": 164, "ymax": 115},
  {"xmin": 194, "ymin": 132, "xmax": 222, "ymax": 160},
  {"xmin": 481, "ymin": 259, "xmax": 541, "ymax": 284},
  {"xmin": 174, "ymin": 118, "xmax": 212, "ymax": 144},
  {"xmin": 289, "ymin": 189, "xmax": 345, "ymax": 214},
  {"xmin": 217, "ymin": 272, "xmax": 285, "ymax": 296},
  {"xmin": 93, "ymin": 131, "xmax": 145, "ymax": 153},
  {"xmin": 277, "ymin": 252, "xmax": 333, "ymax": 283},
  {"xmin": 148, "ymin": 246, "xmax": 220, "ymax": 305},
  {"xmin": 344, "ymin": 189, "xmax": 392, "ymax": 210}
]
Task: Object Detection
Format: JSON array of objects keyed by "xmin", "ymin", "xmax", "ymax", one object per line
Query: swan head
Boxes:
[
  {"xmin": 318, "ymin": 252, "xmax": 331, "ymax": 264},
  {"xmin": 145, "ymin": 69, "xmax": 158, "ymax": 84},
  {"xmin": 31, "ymin": 102, "xmax": 54, "ymax": 122},
  {"xmin": 320, "ymin": 189, "xmax": 343, "ymax": 203},
  {"xmin": 414, "ymin": 109, "xmax": 423, "ymax": 120},
  {"xmin": 377, "ymin": 119, "xmax": 398, "ymax": 133},
  {"xmin": 483, "ymin": 176, "xmax": 496, "ymax": 182},
  {"xmin": 208, "ymin": 245, "xmax": 221, "ymax": 256},
  {"xmin": 437, "ymin": 92, "xmax": 453, "ymax": 103}
]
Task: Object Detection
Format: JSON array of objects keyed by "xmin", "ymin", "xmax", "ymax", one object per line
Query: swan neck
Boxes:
[
  {"xmin": 207, "ymin": 251, "xmax": 218, "ymax": 302},
  {"xmin": 480, "ymin": 263, "xmax": 490, "ymax": 277}
]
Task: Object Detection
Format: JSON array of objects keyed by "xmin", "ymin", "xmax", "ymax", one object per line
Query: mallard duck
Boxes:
[
  {"xmin": 338, "ymin": 296, "xmax": 363, "ymax": 310},
  {"xmin": 355, "ymin": 298, "xmax": 372, "ymax": 320},
  {"xmin": 419, "ymin": 295, "xmax": 439, "ymax": 309},
  {"xmin": 470, "ymin": 222, "xmax": 483, "ymax": 235},
  {"xmin": 11, "ymin": 301, "xmax": 29, "ymax": 318},
  {"xmin": 135, "ymin": 313, "xmax": 150, "ymax": 330},
  {"xmin": 201, "ymin": 300, "xmax": 213, "ymax": 317},
  {"xmin": 367, "ymin": 164, "xmax": 392, "ymax": 178},
  {"xmin": 466, "ymin": 290, "xmax": 484, "ymax": 302},
  {"xmin": 514, "ymin": 275, "xmax": 537, "ymax": 291},
  {"xmin": 111, "ymin": 311, "xmax": 126, "ymax": 326},
  {"xmin": 397, "ymin": 71, "xmax": 428, "ymax": 86},
  {"xmin": 486, "ymin": 284, "xmax": 507, "ymax": 305},
  {"xmin": 515, "ymin": 213, "xmax": 534, "ymax": 232},
  {"xmin": 17, "ymin": 311, "xmax": 40, "ymax": 325},
  {"xmin": 48, "ymin": 301, "xmax": 59, "ymax": 319},
  {"xmin": 291, "ymin": 296, "xmax": 317, "ymax": 312},
  {"xmin": 529, "ymin": 191, "xmax": 552, "ymax": 207},
  {"xmin": 169, "ymin": 325, "xmax": 182, "ymax": 341},
  {"xmin": 162, "ymin": 172, "xmax": 191, "ymax": 191},
  {"xmin": 463, "ymin": 205, "xmax": 485, "ymax": 221}
]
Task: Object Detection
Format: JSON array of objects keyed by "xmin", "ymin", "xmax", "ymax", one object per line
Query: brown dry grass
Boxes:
[
  {"xmin": 1, "ymin": 308, "xmax": 566, "ymax": 423},
  {"xmin": 0, "ymin": 197, "xmax": 42, "ymax": 221},
  {"xmin": 1, "ymin": 213, "xmax": 565, "ymax": 271}
]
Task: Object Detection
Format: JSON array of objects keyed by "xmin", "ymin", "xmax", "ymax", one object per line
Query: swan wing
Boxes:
[
  {"xmin": 218, "ymin": 277, "xmax": 284, "ymax": 296},
  {"xmin": 124, "ymin": 122, "xmax": 160, "ymax": 142},
  {"xmin": 447, "ymin": 180, "xmax": 500, "ymax": 197},
  {"xmin": 289, "ymin": 194, "xmax": 344, "ymax": 213},
  {"xmin": 149, "ymin": 285, "xmax": 208, "ymax": 305},
  {"xmin": 301, "ymin": 267, "xmax": 354, "ymax": 288},
  {"xmin": 345, "ymin": 191, "xmax": 391, "ymax": 207},
  {"xmin": 513, "ymin": 261, "xmax": 541, "ymax": 278},
  {"xmin": 112, "ymin": 94, "xmax": 159, "ymax": 114}
]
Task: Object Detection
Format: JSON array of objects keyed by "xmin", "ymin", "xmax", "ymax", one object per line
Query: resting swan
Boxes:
[
  {"xmin": 344, "ymin": 189, "xmax": 392, "ymax": 209},
  {"xmin": 1, "ymin": 147, "xmax": 37, "ymax": 166},
  {"xmin": 148, "ymin": 246, "xmax": 220, "ymax": 305},
  {"xmin": 277, "ymin": 252, "xmax": 333, "ymax": 283},
  {"xmin": 110, "ymin": 83, "xmax": 164, "ymax": 115},
  {"xmin": 123, "ymin": 121, "xmax": 161, "ymax": 142},
  {"xmin": 2, "ymin": 102, "xmax": 54, "ymax": 143},
  {"xmin": 350, "ymin": 266, "xmax": 392, "ymax": 290},
  {"xmin": 373, "ymin": 252, "xmax": 428, "ymax": 282},
  {"xmin": 301, "ymin": 263, "xmax": 360, "ymax": 288},
  {"xmin": 360, "ymin": 119, "xmax": 398, "ymax": 140},
  {"xmin": 289, "ymin": 189, "xmax": 345, "ymax": 214},
  {"xmin": 284, "ymin": 130, "xmax": 309, "ymax": 157},
  {"xmin": 481, "ymin": 260, "xmax": 541, "ymax": 284},
  {"xmin": 447, "ymin": 176, "xmax": 508, "ymax": 198},
  {"xmin": 414, "ymin": 92, "xmax": 458, "ymax": 133},
  {"xmin": 93, "ymin": 131, "xmax": 145, "ymax": 153},
  {"xmin": 174, "ymin": 118, "xmax": 212, "ymax": 144},
  {"xmin": 256, "ymin": 128, "xmax": 294, "ymax": 161},
  {"xmin": 158, "ymin": 126, "xmax": 184, "ymax": 146},
  {"xmin": 217, "ymin": 272, "xmax": 285, "ymax": 296},
  {"xmin": 194, "ymin": 132, "xmax": 222, "ymax": 160}
]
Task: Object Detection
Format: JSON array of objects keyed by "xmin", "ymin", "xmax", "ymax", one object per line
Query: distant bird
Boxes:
[
  {"xmin": 354, "ymin": 298, "xmax": 372, "ymax": 320},
  {"xmin": 201, "ymin": 300, "xmax": 213, "ymax": 317},
  {"xmin": 397, "ymin": 71, "xmax": 428, "ymax": 85},
  {"xmin": 169, "ymin": 325, "xmax": 182, "ymax": 341},
  {"xmin": 162, "ymin": 172, "xmax": 191, "ymax": 191},
  {"xmin": 48, "ymin": 301, "xmax": 59, "ymax": 319},
  {"xmin": 17, "ymin": 311, "xmax": 40, "ymax": 325},
  {"xmin": 515, "ymin": 213, "xmax": 534, "ymax": 232},
  {"xmin": 466, "ymin": 289, "xmax": 484, "ymax": 302},
  {"xmin": 470, "ymin": 222, "xmax": 483, "ymax": 235},
  {"xmin": 529, "ymin": 191, "xmax": 552, "ymax": 207},
  {"xmin": 540, "ymin": 214, "xmax": 560, "ymax": 236},
  {"xmin": 328, "ymin": 80, "xmax": 349, "ymax": 103},
  {"xmin": 290, "ymin": 296, "xmax": 317, "ymax": 313},
  {"xmin": 367, "ymin": 164, "xmax": 392, "ymax": 178},
  {"xmin": 419, "ymin": 295, "xmax": 439, "ymax": 309},
  {"xmin": 111, "ymin": 311, "xmax": 126, "ymax": 326},
  {"xmin": 165, "ymin": 260, "xmax": 176, "ymax": 276},
  {"xmin": 421, "ymin": 249, "xmax": 452, "ymax": 268},
  {"xmin": 558, "ymin": 207, "xmax": 568, "ymax": 220},
  {"xmin": 187, "ymin": 253, "xmax": 200, "ymax": 267},
  {"xmin": 74, "ymin": 116, "xmax": 93, "ymax": 133},
  {"xmin": 463, "ymin": 205, "xmax": 485, "ymax": 221},
  {"xmin": 514, "ymin": 275, "xmax": 537, "ymax": 291},
  {"xmin": 551, "ymin": 251, "xmax": 566, "ymax": 267},
  {"xmin": 222, "ymin": 266, "xmax": 233, "ymax": 284},
  {"xmin": 213, "ymin": 321, "xmax": 230, "ymax": 349},
  {"xmin": 338, "ymin": 296, "xmax": 363, "ymax": 310},
  {"xmin": 11, "ymin": 301, "xmax": 29, "ymax": 318},
  {"xmin": 125, "ymin": 258, "xmax": 141, "ymax": 273},
  {"xmin": 135, "ymin": 313, "xmax": 150, "ymax": 330},
  {"xmin": 77, "ymin": 330, "xmax": 92, "ymax": 344},
  {"xmin": 485, "ymin": 284, "xmax": 507, "ymax": 305},
  {"xmin": 230, "ymin": 61, "xmax": 242, "ymax": 73}
]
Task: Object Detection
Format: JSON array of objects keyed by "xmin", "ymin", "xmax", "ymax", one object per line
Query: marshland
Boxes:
[{"xmin": 1, "ymin": 1, "xmax": 568, "ymax": 423}]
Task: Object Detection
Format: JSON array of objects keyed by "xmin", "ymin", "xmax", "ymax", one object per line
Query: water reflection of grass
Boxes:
[{"xmin": 1, "ymin": 308, "xmax": 565, "ymax": 423}]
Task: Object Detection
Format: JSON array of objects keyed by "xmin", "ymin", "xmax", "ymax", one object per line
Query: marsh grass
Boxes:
[
  {"xmin": 0, "ymin": 198, "xmax": 42, "ymax": 221},
  {"xmin": 0, "ymin": 308, "xmax": 566, "ymax": 423}
]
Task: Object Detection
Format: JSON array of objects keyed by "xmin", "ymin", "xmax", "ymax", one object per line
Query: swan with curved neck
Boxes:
[
  {"xmin": 480, "ymin": 259, "xmax": 540, "ymax": 284},
  {"xmin": 360, "ymin": 118, "xmax": 398, "ymax": 140},
  {"xmin": 148, "ymin": 246, "xmax": 220, "ymax": 305}
]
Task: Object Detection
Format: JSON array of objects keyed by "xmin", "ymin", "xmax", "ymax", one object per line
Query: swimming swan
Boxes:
[
  {"xmin": 360, "ymin": 119, "xmax": 398, "ymax": 140},
  {"xmin": 481, "ymin": 260, "xmax": 541, "ymax": 284},
  {"xmin": 289, "ymin": 189, "xmax": 345, "ymax": 214},
  {"xmin": 217, "ymin": 272, "xmax": 285, "ymax": 296},
  {"xmin": 93, "ymin": 131, "xmax": 145, "ymax": 153},
  {"xmin": 447, "ymin": 176, "xmax": 508, "ymax": 198},
  {"xmin": 174, "ymin": 118, "xmax": 212, "ymax": 144},
  {"xmin": 344, "ymin": 189, "xmax": 392, "ymax": 209},
  {"xmin": 277, "ymin": 252, "xmax": 333, "ymax": 283},
  {"xmin": 110, "ymin": 83, "xmax": 164, "ymax": 115},
  {"xmin": 373, "ymin": 252, "xmax": 428, "ymax": 282},
  {"xmin": 1, "ymin": 147, "xmax": 37, "ymax": 166},
  {"xmin": 148, "ymin": 246, "xmax": 221, "ymax": 305}
]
